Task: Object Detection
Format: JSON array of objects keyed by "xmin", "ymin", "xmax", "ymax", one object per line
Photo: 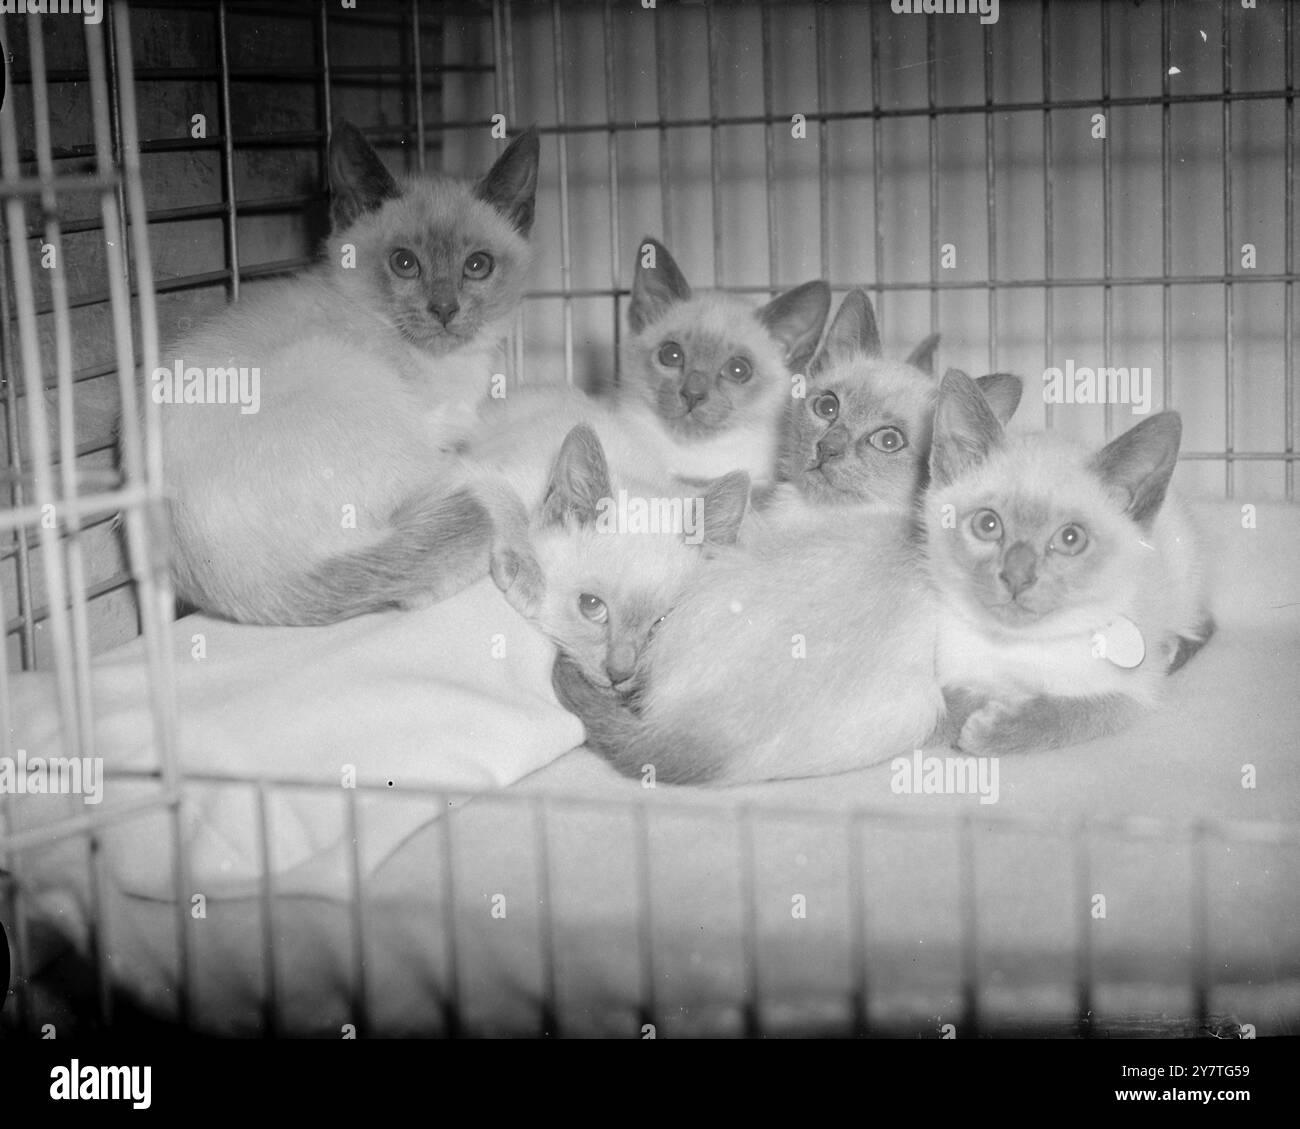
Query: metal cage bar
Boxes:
[
  {"xmin": 411, "ymin": 0, "xmax": 426, "ymax": 174},
  {"xmin": 2, "ymin": 0, "xmax": 1299, "ymax": 1043},
  {"xmin": 1041, "ymin": 0, "xmax": 1054, "ymax": 429},
  {"xmin": 983, "ymin": 21, "xmax": 996, "ymax": 373},
  {"xmin": 926, "ymin": 18, "xmax": 938, "ymax": 335},
  {"xmin": 1072, "ymin": 819, "xmax": 1093, "ymax": 1037},
  {"xmin": 706, "ymin": 0, "xmax": 723, "ymax": 286},
  {"xmin": 550, "ymin": 1, "xmax": 574, "ymax": 387},
  {"xmin": 761, "ymin": 3, "xmax": 777, "ymax": 292},
  {"xmin": 1100, "ymin": 0, "xmax": 1113, "ymax": 441},
  {"xmin": 815, "ymin": 2, "xmax": 830, "ymax": 285},
  {"xmin": 217, "ymin": 0, "xmax": 241, "ymax": 303},
  {"xmin": 602, "ymin": 0, "xmax": 621, "ymax": 383},
  {"xmin": 869, "ymin": 0, "xmax": 884, "ymax": 320},
  {"xmin": 1287, "ymin": 0, "xmax": 1296, "ymax": 502},
  {"xmin": 1161, "ymin": 0, "xmax": 1173, "ymax": 412},
  {"xmin": 1222, "ymin": 2, "xmax": 1235, "ymax": 498}
]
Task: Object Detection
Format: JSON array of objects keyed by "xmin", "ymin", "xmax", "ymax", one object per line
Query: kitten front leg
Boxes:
[{"xmin": 957, "ymin": 693, "xmax": 1142, "ymax": 755}]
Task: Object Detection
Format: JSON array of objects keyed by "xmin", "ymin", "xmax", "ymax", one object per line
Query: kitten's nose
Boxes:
[
  {"xmin": 999, "ymin": 541, "xmax": 1038, "ymax": 597},
  {"xmin": 815, "ymin": 434, "xmax": 845, "ymax": 463},
  {"xmin": 606, "ymin": 640, "xmax": 638, "ymax": 687},
  {"xmin": 606, "ymin": 663, "xmax": 635, "ymax": 688},
  {"xmin": 428, "ymin": 298, "xmax": 460, "ymax": 326},
  {"xmin": 680, "ymin": 373, "xmax": 709, "ymax": 411}
]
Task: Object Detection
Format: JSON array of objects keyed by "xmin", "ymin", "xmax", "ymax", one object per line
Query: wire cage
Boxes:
[{"xmin": 0, "ymin": 0, "xmax": 1297, "ymax": 1038}]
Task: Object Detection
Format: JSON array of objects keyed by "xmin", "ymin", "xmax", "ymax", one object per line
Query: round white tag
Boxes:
[{"xmin": 1097, "ymin": 615, "xmax": 1146, "ymax": 669}]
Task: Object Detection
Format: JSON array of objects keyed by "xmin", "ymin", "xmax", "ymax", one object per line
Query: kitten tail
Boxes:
[
  {"xmin": 283, "ymin": 489, "xmax": 494, "ymax": 626},
  {"xmin": 551, "ymin": 654, "xmax": 722, "ymax": 785}
]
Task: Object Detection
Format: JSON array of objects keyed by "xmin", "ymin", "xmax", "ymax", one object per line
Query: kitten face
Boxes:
[
  {"xmin": 785, "ymin": 357, "xmax": 936, "ymax": 507},
  {"xmin": 327, "ymin": 123, "xmax": 538, "ymax": 357},
  {"xmin": 531, "ymin": 524, "xmax": 706, "ymax": 689},
  {"xmin": 526, "ymin": 424, "xmax": 749, "ymax": 688},
  {"xmin": 928, "ymin": 440, "xmax": 1150, "ymax": 634},
  {"xmin": 778, "ymin": 289, "xmax": 1022, "ymax": 509},
  {"xmin": 927, "ymin": 372, "xmax": 1182, "ymax": 638},
  {"xmin": 621, "ymin": 238, "xmax": 829, "ymax": 442}
]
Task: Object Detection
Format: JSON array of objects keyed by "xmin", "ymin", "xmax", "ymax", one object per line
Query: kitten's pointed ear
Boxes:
[
  {"xmin": 930, "ymin": 368, "xmax": 1006, "ymax": 487},
  {"xmin": 974, "ymin": 373, "xmax": 1023, "ymax": 426},
  {"xmin": 760, "ymin": 280, "xmax": 832, "ymax": 373},
  {"xmin": 700, "ymin": 471, "xmax": 751, "ymax": 547},
  {"xmin": 1090, "ymin": 411, "xmax": 1182, "ymax": 527},
  {"xmin": 629, "ymin": 237, "xmax": 691, "ymax": 333},
  {"xmin": 475, "ymin": 126, "xmax": 540, "ymax": 236},
  {"xmin": 905, "ymin": 333, "xmax": 941, "ymax": 376},
  {"xmin": 329, "ymin": 121, "xmax": 400, "ymax": 230},
  {"xmin": 541, "ymin": 424, "xmax": 612, "ymax": 528},
  {"xmin": 812, "ymin": 289, "xmax": 881, "ymax": 374}
]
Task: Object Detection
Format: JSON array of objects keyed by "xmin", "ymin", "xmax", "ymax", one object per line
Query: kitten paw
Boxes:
[
  {"xmin": 490, "ymin": 542, "xmax": 544, "ymax": 617},
  {"xmin": 957, "ymin": 700, "xmax": 1017, "ymax": 754}
]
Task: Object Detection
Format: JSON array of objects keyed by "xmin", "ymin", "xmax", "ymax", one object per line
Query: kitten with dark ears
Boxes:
[
  {"xmin": 156, "ymin": 122, "xmax": 539, "ymax": 625},
  {"xmin": 614, "ymin": 238, "xmax": 830, "ymax": 487},
  {"xmin": 550, "ymin": 306, "xmax": 1023, "ymax": 784},
  {"xmin": 927, "ymin": 371, "xmax": 1214, "ymax": 754},
  {"xmin": 769, "ymin": 289, "xmax": 1020, "ymax": 515},
  {"xmin": 493, "ymin": 423, "xmax": 750, "ymax": 691}
]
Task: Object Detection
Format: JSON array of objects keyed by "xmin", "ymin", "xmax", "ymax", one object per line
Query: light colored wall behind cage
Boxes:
[
  {"xmin": 450, "ymin": 0, "xmax": 1295, "ymax": 506},
  {"xmin": 1, "ymin": 0, "xmax": 1296, "ymax": 672}
]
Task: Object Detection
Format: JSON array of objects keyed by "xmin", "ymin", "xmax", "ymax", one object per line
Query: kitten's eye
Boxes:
[
  {"xmin": 389, "ymin": 248, "xmax": 420, "ymax": 279},
  {"xmin": 1052, "ymin": 523, "xmax": 1088, "ymax": 556},
  {"xmin": 648, "ymin": 613, "xmax": 667, "ymax": 639},
  {"xmin": 867, "ymin": 426, "xmax": 906, "ymax": 453},
  {"xmin": 812, "ymin": 392, "xmax": 839, "ymax": 421},
  {"xmin": 657, "ymin": 342, "xmax": 685, "ymax": 368},
  {"xmin": 720, "ymin": 356, "xmax": 752, "ymax": 383},
  {"xmin": 970, "ymin": 509, "xmax": 1002, "ymax": 541},
  {"xmin": 578, "ymin": 593, "xmax": 608, "ymax": 624},
  {"xmin": 463, "ymin": 251, "xmax": 494, "ymax": 280}
]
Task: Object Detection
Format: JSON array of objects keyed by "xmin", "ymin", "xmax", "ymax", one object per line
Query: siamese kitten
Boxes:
[
  {"xmin": 467, "ymin": 242, "xmax": 827, "ymax": 522},
  {"xmin": 614, "ymin": 238, "xmax": 830, "ymax": 487},
  {"xmin": 768, "ymin": 289, "xmax": 1020, "ymax": 516},
  {"xmin": 157, "ymin": 122, "xmax": 539, "ymax": 625},
  {"xmin": 549, "ymin": 354, "xmax": 1023, "ymax": 785},
  {"xmin": 552, "ymin": 504, "xmax": 943, "ymax": 783},
  {"xmin": 927, "ymin": 371, "xmax": 1214, "ymax": 754},
  {"xmin": 492, "ymin": 424, "xmax": 750, "ymax": 690}
]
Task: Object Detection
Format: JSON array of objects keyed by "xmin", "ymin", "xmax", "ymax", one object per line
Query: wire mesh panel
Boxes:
[{"xmin": 0, "ymin": 0, "xmax": 1296, "ymax": 1041}]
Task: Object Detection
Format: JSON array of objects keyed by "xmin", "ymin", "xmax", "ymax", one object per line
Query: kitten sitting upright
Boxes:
[
  {"xmin": 614, "ymin": 238, "xmax": 830, "ymax": 487},
  {"xmin": 156, "ymin": 122, "xmax": 539, "ymax": 625},
  {"xmin": 928, "ymin": 371, "xmax": 1214, "ymax": 754}
]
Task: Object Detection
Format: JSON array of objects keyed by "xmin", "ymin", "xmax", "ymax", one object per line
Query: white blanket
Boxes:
[{"xmin": 2, "ymin": 579, "xmax": 582, "ymax": 899}]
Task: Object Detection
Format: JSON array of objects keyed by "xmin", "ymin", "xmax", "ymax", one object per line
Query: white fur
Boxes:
[
  {"xmin": 161, "ymin": 269, "xmax": 506, "ymax": 618},
  {"xmin": 618, "ymin": 402, "xmax": 779, "ymax": 485}
]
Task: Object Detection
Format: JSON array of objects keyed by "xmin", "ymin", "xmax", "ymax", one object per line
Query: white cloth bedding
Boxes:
[
  {"xmin": 2, "ymin": 578, "xmax": 582, "ymax": 899},
  {"xmin": 3, "ymin": 501, "xmax": 1298, "ymax": 1036}
]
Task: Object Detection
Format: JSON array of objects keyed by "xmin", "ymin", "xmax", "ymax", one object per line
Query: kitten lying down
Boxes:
[
  {"xmin": 545, "ymin": 291, "xmax": 1008, "ymax": 783},
  {"xmin": 552, "ymin": 368, "xmax": 1213, "ymax": 784},
  {"xmin": 491, "ymin": 422, "xmax": 751, "ymax": 693},
  {"xmin": 928, "ymin": 372, "xmax": 1213, "ymax": 755}
]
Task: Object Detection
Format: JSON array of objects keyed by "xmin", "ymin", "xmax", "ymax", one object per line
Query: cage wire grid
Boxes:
[{"xmin": 0, "ymin": 0, "xmax": 1293, "ymax": 1037}]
